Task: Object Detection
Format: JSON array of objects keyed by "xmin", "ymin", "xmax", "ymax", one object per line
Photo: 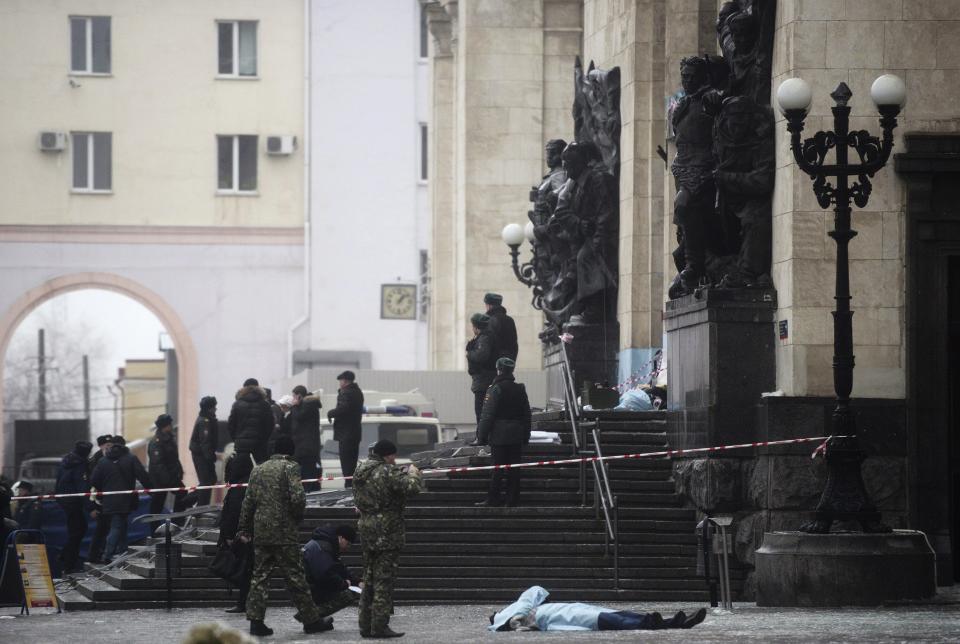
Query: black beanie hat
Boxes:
[
  {"xmin": 199, "ymin": 396, "xmax": 217, "ymax": 410},
  {"xmin": 372, "ymin": 440, "xmax": 398, "ymax": 457},
  {"xmin": 74, "ymin": 440, "xmax": 93, "ymax": 457},
  {"xmin": 243, "ymin": 378, "xmax": 259, "ymax": 387},
  {"xmin": 274, "ymin": 435, "xmax": 295, "ymax": 457}
]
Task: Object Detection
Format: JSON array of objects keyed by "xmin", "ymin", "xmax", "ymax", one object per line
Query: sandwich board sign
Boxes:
[{"xmin": 15, "ymin": 543, "xmax": 59, "ymax": 613}]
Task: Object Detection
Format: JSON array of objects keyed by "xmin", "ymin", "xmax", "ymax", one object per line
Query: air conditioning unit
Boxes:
[
  {"xmin": 266, "ymin": 135, "xmax": 296, "ymax": 156},
  {"xmin": 38, "ymin": 131, "xmax": 67, "ymax": 152}
]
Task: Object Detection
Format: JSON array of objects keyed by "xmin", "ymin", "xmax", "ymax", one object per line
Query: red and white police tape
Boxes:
[{"xmin": 13, "ymin": 435, "xmax": 841, "ymax": 502}]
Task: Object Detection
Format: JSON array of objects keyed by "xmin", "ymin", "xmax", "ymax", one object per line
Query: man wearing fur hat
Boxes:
[
  {"xmin": 228, "ymin": 378, "xmax": 274, "ymax": 465},
  {"xmin": 148, "ymin": 413, "xmax": 193, "ymax": 527},
  {"xmin": 484, "ymin": 293, "xmax": 519, "ymax": 361}
]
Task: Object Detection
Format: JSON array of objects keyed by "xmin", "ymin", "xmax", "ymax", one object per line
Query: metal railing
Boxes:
[{"xmin": 557, "ymin": 339, "xmax": 620, "ymax": 589}]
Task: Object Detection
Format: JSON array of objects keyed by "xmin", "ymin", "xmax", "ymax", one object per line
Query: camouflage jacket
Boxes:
[
  {"xmin": 238, "ymin": 454, "xmax": 305, "ymax": 545},
  {"xmin": 352, "ymin": 455, "xmax": 424, "ymax": 550}
]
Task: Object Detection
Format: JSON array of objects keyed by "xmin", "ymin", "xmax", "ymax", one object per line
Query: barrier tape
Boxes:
[{"xmin": 14, "ymin": 435, "xmax": 838, "ymax": 502}]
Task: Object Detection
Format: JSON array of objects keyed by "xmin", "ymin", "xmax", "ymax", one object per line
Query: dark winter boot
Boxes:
[
  {"xmin": 249, "ymin": 620, "xmax": 273, "ymax": 637},
  {"xmin": 682, "ymin": 608, "xmax": 707, "ymax": 628},
  {"xmin": 304, "ymin": 617, "xmax": 334, "ymax": 633},
  {"xmin": 224, "ymin": 603, "xmax": 246, "ymax": 614},
  {"xmin": 366, "ymin": 626, "xmax": 405, "ymax": 638}
]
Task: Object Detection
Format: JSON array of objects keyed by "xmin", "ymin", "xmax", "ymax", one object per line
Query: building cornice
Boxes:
[{"xmin": 0, "ymin": 224, "xmax": 305, "ymax": 246}]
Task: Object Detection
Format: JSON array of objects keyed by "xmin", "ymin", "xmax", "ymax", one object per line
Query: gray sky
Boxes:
[{"xmin": 5, "ymin": 289, "xmax": 166, "ymax": 436}]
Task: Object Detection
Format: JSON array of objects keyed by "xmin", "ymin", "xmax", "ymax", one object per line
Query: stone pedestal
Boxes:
[
  {"xmin": 755, "ymin": 530, "xmax": 937, "ymax": 606},
  {"xmin": 543, "ymin": 323, "xmax": 619, "ymax": 408},
  {"xmin": 664, "ymin": 289, "xmax": 777, "ymax": 449}
]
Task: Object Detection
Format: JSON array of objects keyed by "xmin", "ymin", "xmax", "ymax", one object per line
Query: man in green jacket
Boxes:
[
  {"xmin": 237, "ymin": 435, "xmax": 332, "ymax": 637},
  {"xmin": 353, "ymin": 440, "xmax": 424, "ymax": 638}
]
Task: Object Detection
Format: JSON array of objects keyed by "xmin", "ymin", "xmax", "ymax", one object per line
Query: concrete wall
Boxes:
[
  {"xmin": 307, "ymin": 0, "xmax": 431, "ymax": 370},
  {"xmin": 0, "ymin": 0, "xmax": 304, "ymax": 228}
]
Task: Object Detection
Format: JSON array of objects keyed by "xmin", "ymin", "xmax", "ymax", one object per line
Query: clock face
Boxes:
[{"xmin": 381, "ymin": 284, "xmax": 417, "ymax": 320}]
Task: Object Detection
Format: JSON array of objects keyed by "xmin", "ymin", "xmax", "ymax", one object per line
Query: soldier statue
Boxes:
[
  {"xmin": 713, "ymin": 95, "xmax": 775, "ymax": 288},
  {"xmin": 237, "ymin": 436, "xmax": 332, "ymax": 637},
  {"xmin": 353, "ymin": 439, "xmax": 424, "ymax": 638},
  {"xmin": 528, "ymin": 138, "xmax": 568, "ymax": 307},
  {"xmin": 670, "ymin": 56, "xmax": 720, "ymax": 296}
]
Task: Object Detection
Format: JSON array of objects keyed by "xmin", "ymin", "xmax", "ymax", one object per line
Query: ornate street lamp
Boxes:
[
  {"xmin": 776, "ymin": 74, "xmax": 906, "ymax": 533},
  {"xmin": 501, "ymin": 222, "xmax": 543, "ymax": 309}
]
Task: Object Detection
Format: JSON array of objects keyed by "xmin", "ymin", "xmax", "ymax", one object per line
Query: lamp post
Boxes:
[
  {"xmin": 776, "ymin": 75, "xmax": 906, "ymax": 533},
  {"xmin": 501, "ymin": 222, "xmax": 544, "ymax": 310}
]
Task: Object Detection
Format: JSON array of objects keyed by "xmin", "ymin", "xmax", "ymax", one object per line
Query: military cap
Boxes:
[
  {"xmin": 470, "ymin": 313, "xmax": 490, "ymax": 328},
  {"xmin": 336, "ymin": 370, "xmax": 356, "ymax": 382},
  {"xmin": 373, "ymin": 439, "xmax": 398, "ymax": 457},
  {"xmin": 483, "ymin": 293, "xmax": 503, "ymax": 305},
  {"xmin": 496, "ymin": 357, "xmax": 516, "ymax": 371},
  {"xmin": 96, "ymin": 434, "xmax": 113, "ymax": 446},
  {"xmin": 155, "ymin": 413, "xmax": 174, "ymax": 429}
]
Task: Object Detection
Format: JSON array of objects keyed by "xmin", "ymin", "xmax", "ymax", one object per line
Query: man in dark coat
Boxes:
[
  {"xmin": 218, "ymin": 452, "xmax": 254, "ymax": 614},
  {"xmin": 327, "ymin": 371, "xmax": 364, "ymax": 489},
  {"xmin": 90, "ymin": 436, "xmax": 151, "ymax": 562},
  {"xmin": 190, "ymin": 396, "xmax": 219, "ymax": 506},
  {"xmin": 290, "ymin": 385, "xmax": 322, "ymax": 492},
  {"xmin": 55, "ymin": 440, "xmax": 92, "ymax": 572},
  {"xmin": 303, "ymin": 524, "xmax": 361, "ymax": 617},
  {"xmin": 484, "ymin": 293, "xmax": 519, "ymax": 361},
  {"xmin": 475, "ymin": 358, "xmax": 532, "ymax": 507},
  {"xmin": 87, "ymin": 434, "xmax": 114, "ymax": 564},
  {"xmin": 228, "ymin": 378, "xmax": 274, "ymax": 465},
  {"xmin": 466, "ymin": 313, "xmax": 498, "ymax": 423},
  {"xmin": 148, "ymin": 414, "xmax": 192, "ymax": 529}
]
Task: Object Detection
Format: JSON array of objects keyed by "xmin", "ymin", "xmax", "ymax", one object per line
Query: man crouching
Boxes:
[{"xmin": 237, "ymin": 435, "xmax": 332, "ymax": 637}]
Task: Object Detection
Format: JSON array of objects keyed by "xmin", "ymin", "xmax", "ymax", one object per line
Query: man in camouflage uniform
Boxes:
[
  {"xmin": 353, "ymin": 439, "xmax": 424, "ymax": 638},
  {"xmin": 237, "ymin": 435, "xmax": 332, "ymax": 637}
]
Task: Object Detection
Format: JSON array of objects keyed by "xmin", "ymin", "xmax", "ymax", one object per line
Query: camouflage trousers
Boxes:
[
  {"xmin": 313, "ymin": 588, "xmax": 357, "ymax": 617},
  {"xmin": 245, "ymin": 544, "xmax": 322, "ymax": 624},
  {"xmin": 358, "ymin": 548, "xmax": 400, "ymax": 634}
]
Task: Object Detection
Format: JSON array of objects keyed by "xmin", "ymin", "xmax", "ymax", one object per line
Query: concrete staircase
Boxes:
[{"xmin": 58, "ymin": 410, "xmax": 743, "ymax": 610}]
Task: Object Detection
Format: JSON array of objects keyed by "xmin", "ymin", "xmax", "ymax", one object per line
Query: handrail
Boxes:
[{"xmin": 557, "ymin": 338, "xmax": 619, "ymax": 590}]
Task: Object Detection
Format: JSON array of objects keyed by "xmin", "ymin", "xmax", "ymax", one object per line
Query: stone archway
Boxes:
[{"xmin": 0, "ymin": 272, "xmax": 199, "ymax": 483}]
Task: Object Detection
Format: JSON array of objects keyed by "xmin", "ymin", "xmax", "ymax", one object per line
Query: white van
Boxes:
[{"xmin": 319, "ymin": 415, "xmax": 442, "ymax": 488}]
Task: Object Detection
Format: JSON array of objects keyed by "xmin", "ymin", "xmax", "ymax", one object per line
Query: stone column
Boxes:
[{"xmin": 426, "ymin": 1, "xmax": 458, "ymax": 369}]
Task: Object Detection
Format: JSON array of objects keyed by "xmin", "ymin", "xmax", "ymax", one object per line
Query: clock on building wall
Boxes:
[{"xmin": 380, "ymin": 284, "xmax": 417, "ymax": 320}]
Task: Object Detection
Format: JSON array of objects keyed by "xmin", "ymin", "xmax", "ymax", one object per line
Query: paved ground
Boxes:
[{"xmin": 2, "ymin": 594, "xmax": 959, "ymax": 643}]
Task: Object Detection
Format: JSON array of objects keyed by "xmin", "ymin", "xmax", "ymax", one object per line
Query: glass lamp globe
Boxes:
[
  {"xmin": 870, "ymin": 74, "xmax": 906, "ymax": 108},
  {"xmin": 776, "ymin": 77, "xmax": 813, "ymax": 113},
  {"xmin": 501, "ymin": 223, "xmax": 525, "ymax": 246},
  {"xmin": 524, "ymin": 221, "xmax": 536, "ymax": 242}
]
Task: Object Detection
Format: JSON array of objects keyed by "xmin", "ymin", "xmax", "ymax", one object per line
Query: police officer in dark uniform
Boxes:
[
  {"xmin": 474, "ymin": 358, "xmax": 532, "ymax": 507},
  {"xmin": 484, "ymin": 293, "xmax": 519, "ymax": 361},
  {"xmin": 189, "ymin": 396, "xmax": 219, "ymax": 506}
]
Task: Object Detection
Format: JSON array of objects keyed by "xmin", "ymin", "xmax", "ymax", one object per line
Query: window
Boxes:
[
  {"xmin": 419, "ymin": 4, "xmax": 429, "ymax": 59},
  {"xmin": 419, "ymin": 123, "xmax": 428, "ymax": 182},
  {"xmin": 217, "ymin": 135, "xmax": 258, "ymax": 193},
  {"xmin": 70, "ymin": 16, "xmax": 111, "ymax": 74},
  {"xmin": 71, "ymin": 132, "xmax": 112, "ymax": 192},
  {"xmin": 217, "ymin": 21, "xmax": 257, "ymax": 77}
]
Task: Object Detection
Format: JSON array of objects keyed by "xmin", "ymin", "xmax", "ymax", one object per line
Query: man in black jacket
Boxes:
[
  {"xmin": 303, "ymin": 524, "xmax": 361, "ymax": 617},
  {"xmin": 55, "ymin": 440, "xmax": 93, "ymax": 572},
  {"xmin": 475, "ymin": 358, "xmax": 532, "ymax": 507},
  {"xmin": 148, "ymin": 414, "xmax": 193, "ymax": 529},
  {"xmin": 228, "ymin": 378, "xmax": 274, "ymax": 465},
  {"xmin": 87, "ymin": 434, "xmax": 114, "ymax": 564},
  {"xmin": 218, "ymin": 453, "xmax": 254, "ymax": 614},
  {"xmin": 466, "ymin": 313, "xmax": 498, "ymax": 423},
  {"xmin": 90, "ymin": 436, "xmax": 151, "ymax": 562},
  {"xmin": 327, "ymin": 371, "xmax": 364, "ymax": 489},
  {"xmin": 290, "ymin": 385, "xmax": 322, "ymax": 492},
  {"xmin": 190, "ymin": 397, "xmax": 219, "ymax": 506},
  {"xmin": 484, "ymin": 293, "xmax": 519, "ymax": 361}
]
